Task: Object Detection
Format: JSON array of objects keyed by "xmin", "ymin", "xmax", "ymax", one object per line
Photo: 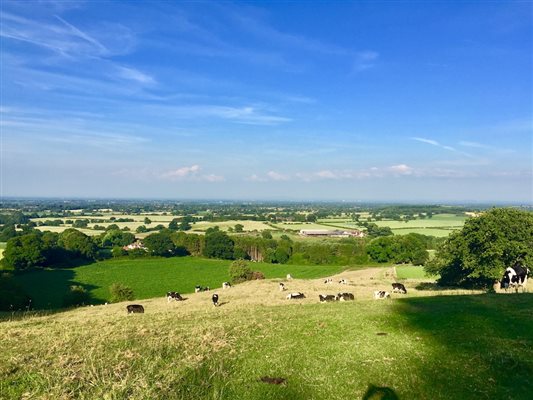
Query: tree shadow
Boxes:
[
  {"xmin": 362, "ymin": 384, "xmax": 399, "ymax": 400},
  {"xmin": 11, "ymin": 268, "xmax": 100, "ymax": 310},
  {"xmin": 393, "ymin": 293, "xmax": 533, "ymax": 399}
]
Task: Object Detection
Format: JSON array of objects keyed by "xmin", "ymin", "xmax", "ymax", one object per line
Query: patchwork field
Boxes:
[{"xmin": 1, "ymin": 267, "xmax": 531, "ymax": 400}]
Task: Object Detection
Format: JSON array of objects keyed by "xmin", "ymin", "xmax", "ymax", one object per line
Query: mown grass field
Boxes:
[
  {"xmin": 12, "ymin": 257, "xmax": 349, "ymax": 309},
  {"xmin": 1, "ymin": 282, "xmax": 531, "ymax": 400}
]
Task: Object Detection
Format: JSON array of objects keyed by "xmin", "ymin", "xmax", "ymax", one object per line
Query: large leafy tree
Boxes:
[
  {"xmin": 203, "ymin": 228, "xmax": 234, "ymax": 260},
  {"xmin": 425, "ymin": 208, "xmax": 533, "ymax": 287},
  {"xmin": 143, "ymin": 232, "xmax": 177, "ymax": 256},
  {"xmin": 2, "ymin": 234, "xmax": 46, "ymax": 270},
  {"xmin": 58, "ymin": 229, "xmax": 98, "ymax": 260}
]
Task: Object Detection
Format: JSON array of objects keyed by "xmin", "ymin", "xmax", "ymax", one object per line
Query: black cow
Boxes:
[
  {"xmin": 212, "ymin": 293, "xmax": 219, "ymax": 306},
  {"xmin": 501, "ymin": 262, "xmax": 529, "ymax": 291},
  {"xmin": 319, "ymin": 294, "xmax": 337, "ymax": 303},
  {"xmin": 286, "ymin": 292, "xmax": 305, "ymax": 299},
  {"xmin": 337, "ymin": 292, "xmax": 355, "ymax": 301},
  {"xmin": 167, "ymin": 291, "xmax": 183, "ymax": 302},
  {"xmin": 126, "ymin": 304, "xmax": 144, "ymax": 313},
  {"xmin": 391, "ymin": 283, "xmax": 407, "ymax": 294}
]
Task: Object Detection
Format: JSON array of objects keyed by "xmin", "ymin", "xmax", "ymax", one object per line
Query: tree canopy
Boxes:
[{"xmin": 425, "ymin": 208, "xmax": 533, "ymax": 287}]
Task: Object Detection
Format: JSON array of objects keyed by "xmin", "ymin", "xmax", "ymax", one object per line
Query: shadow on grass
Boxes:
[
  {"xmin": 394, "ymin": 293, "xmax": 533, "ymax": 399},
  {"xmin": 362, "ymin": 384, "xmax": 399, "ymax": 400},
  {"xmin": 12, "ymin": 268, "xmax": 100, "ymax": 310}
]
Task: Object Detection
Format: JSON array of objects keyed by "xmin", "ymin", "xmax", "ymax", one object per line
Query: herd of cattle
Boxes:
[
  {"xmin": 125, "ymin": 277, "xmax": 409, "ymax": 314},
  {"xmin": 126, "ymin": 263, "xmax": 529, "ymax": 314}
]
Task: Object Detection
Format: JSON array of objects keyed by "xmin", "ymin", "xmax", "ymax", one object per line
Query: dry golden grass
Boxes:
[{"xmin": 2, "ymin": 268, "xmax": 530, "ymax": 400}]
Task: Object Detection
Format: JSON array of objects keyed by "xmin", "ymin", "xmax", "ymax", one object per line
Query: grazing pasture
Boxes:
[
  {"xmin": 191, "ymin": 220, "xmax": 275, "ymax": 233},
  {"xmin": 12, "ymin": 257, "xmax": 348, "ymax": 309},
  {"xmin": 322, "ymin": 213, "xmax": 466, "ymax": 237},
  {"xmin": 395, "ymin": 265, "xmax": 436, "ymax": 280},
  {"xmin": 1, "ymin": 269, "xmax": 531, "ymax": 400}
]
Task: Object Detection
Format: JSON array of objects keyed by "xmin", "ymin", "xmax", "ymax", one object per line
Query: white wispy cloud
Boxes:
[
  {"xmin": 146, "ymin": 104, "xmax": 291, "ymax": 126},
  {"xmin": 353, "ymin": 51, "xmax": 379, "ymax": 71},
  {"xmin": 159, "ymin": 165, "xmax": 225, "ymax": 182},
  {"xmin": 266, "ymin": 171, "xmax": 290, "ymax": 181},
  {"xmin": 115, "ymin": 66, "xmax": 156, "ymax": 85},
  {"xmin": 411, "ymin": 137, "xmax": 457, "ymax": 152}
]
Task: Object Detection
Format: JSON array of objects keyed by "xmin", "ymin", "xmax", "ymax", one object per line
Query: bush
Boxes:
[
  {"xmin": 229, "ymin": 260, "xmax": 252, "ymax": 283},
  {"xmin": 250, "ymin": 271, "xmax": 265, "ymax": 280},
  {"xmin": 112, "ymin": 246, "xmax": 128, "ymax": 258},
  {"xmin": 109, "ymin": 283, "xmax": 134, "ymax": 303},
  {"xmin": 63, "ymin": 285, "xmax": 90, "ymax": 307}
]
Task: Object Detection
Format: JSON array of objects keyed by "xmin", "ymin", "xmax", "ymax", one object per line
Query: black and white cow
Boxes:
[
  {"xmin": 286, "ymin": 292, "xmax": 305, "ymax": 299},
  {"xmin": 339, "ymin": 279, "xmax": 349, "ymax": 285},
  {"xmin": 337, "ymin": 292, "xmax": 355, "ymax": 301},
  {"xmin": 279, "ymin": 282, "xmax": 286, "ymax": 291},
  {"xmin": 167, "ymin": 291, "xmax": 183, "ymax": 302},
  {"xmin": 500, "ymin": 262, "xmax": 529, "ymax": 291},
  {"xmin": 212, "ymin": 293, "xmax": 219, "ymax": 306},
  {"xmin": 319, "ymin": 294, "xmax": 337, "ymax": 303},
  {"xmin": 222, "ymin": 282, "xmax": 231, "ymax": 289},
  {"xmin": 195, "ymin": 285, "xmax": 210, "ymax": 293},
  {"xmin": 391, "ymin": 283, "xmax": 407, "ymax": 294},
  {"xmin": 126, "ymin": 304, "xmax": 144, "ymax": 313},
  {"xmin": 374, "ymin": 291, "xmax": 390, "ymax": 299},
  {"xmin": 324, "ymin": 278, "xmax": 333, "ymax": 284}
]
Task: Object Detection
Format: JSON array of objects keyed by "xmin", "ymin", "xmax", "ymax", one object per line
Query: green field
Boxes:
[
  {"xmin": 321, "ymin": 213, "xmax": 467, "ymax": 237},
  {"xmin": 13, "ymin": 257, "xmax": 347, "ymax": 309},
  {"xmin": 1, "ymin": 290, "xmax": 531, "ymax": 399},
  {"xmin": 395, "ymin": 265, "xmax": 436, "ymax": 279}
]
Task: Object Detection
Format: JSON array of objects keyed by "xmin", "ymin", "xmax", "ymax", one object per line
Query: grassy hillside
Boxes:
[
  {"xmin": 13, "ymin": 257, "xmax": 349, "ymax": 309},
  {"xmin": 1, "ymin": 279, "xmax": 531, "ymax": 400}
]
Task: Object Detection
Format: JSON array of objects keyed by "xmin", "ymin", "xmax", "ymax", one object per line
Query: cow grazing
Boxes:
[
  {"xmin": 374, "ymin": 291, "xmax": 390, "ymax": 299},
  {"xmin": 126, "ymin": 304, "xmax": 144, "ymax": 314},
  {"xmin": 195, "ymin": 285, "xmax": 210, "ymax": 293},
  {"xmin": 339, "ymin": 279, "xmax": 348, "ymax": 285},
  {"xmin": 286, "ymin": 292, "xmax": 305, "ymax": 300},
  {"xmin": 286, "ymin": 274, "xmax": 293, "ymax": 280},
  {"xmin": 501, "ymin": 262, "xmax": 530, "ymax": 291},
  {"xmin": 324, "ymin": 278, "xmax": 333, "ymax": 284},
  {"xmin": 391, "ymin": 283, "xmax": 407, "ymax": 294},
  {"xmin": 319, "ymin": 294, "xmax": 337, "ymax": 303},
  {"xmin": 337, "ymin": 292, "xmax": 355, "ymax": 301},
  {"xmin": 222, "ymin": 282, "xmax": 231, "ymax": 289},
  {"xmin": 166, "ymin": 291, "xmax": 183, "ymax": 302},
  {"xmin": 279, "ymin": 282, "xmax": 286, "ymax": 291},
  {"xmin": 212, "ymin": 293, "xmax": 219, "ymax": 306}
]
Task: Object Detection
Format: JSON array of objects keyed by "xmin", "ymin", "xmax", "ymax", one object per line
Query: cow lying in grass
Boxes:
[
  {"xmin": 324, "ymin": 278, "xmax": 333, "ymax": 284},
  {"xmin": 195, "ymin": 285, "xmax": 210, "ymax": 293},
  {"xmin": 222, "ymin": 282, "xmax": 231, "ymax": 289},
  {"xmin": 374, "ymin": 291, "xmax": 391, "ymax": 299},
  {"xmin": 279, "ymin": 282, "xmax": 286, "ymax": 291},
  {"xmin": 319, "ymin": 294, "xmax": 337, "ymax": 303},
  {"xmin": 286, "ymin": 292, "xmax": 305, "ymax": 299},
  {"xmin": 126, "ymin": 304, "xmax": 144, "ymax": 314},
  {"xmin": 336, "ymin": 292, "xmax": 355, "ymax": 301},
  {"xmin": 391, "ymin": 283, "xmax": 407, "ymax": 294},
  {"xmin": 166, "ymin": 291, "xmax": 184, "ymax": 302}
]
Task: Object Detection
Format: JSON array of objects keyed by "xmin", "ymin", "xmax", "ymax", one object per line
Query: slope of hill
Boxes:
[{"xmin": 1, "ymin": 269, "xmax": 532, "ymax": 400}]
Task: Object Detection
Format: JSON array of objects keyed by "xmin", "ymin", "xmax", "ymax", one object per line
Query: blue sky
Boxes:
[{"xmin": 1, "ymin": 0, "xmax": 531, "ymax": 202}]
